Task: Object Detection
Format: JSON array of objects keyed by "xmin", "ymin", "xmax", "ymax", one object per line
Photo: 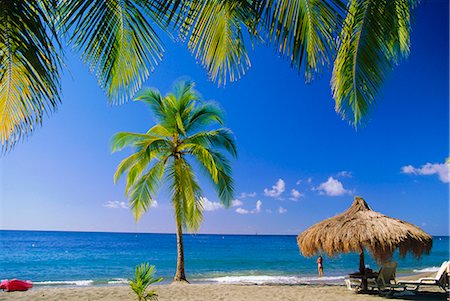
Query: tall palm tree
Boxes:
[
  {"xmin": 111, "ymin": 80, "xmax": 237, "ymax": 282},
  {"xmin": 1, "ymin": 0, "xmax": 418, "ymax": 150}
]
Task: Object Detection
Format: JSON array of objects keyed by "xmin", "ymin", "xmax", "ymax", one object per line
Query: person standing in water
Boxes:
[{"xmin": 317, "ymin": 255, "xmax": 324, "ymax": 277}]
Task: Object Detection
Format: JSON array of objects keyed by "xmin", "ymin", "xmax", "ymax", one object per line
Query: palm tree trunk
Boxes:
[{"xmin": 173, "ymin": 219, "xmax": 189, "ymax": 283}]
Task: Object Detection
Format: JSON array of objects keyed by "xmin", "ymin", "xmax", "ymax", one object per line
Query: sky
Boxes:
[{"xmin": 1, "ymin": 1, "xmax": 449, "ymax": 235}]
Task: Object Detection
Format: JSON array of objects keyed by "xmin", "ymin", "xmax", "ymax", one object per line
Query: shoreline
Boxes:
[
  {"xmin": 1, "ymin": 281, "xmax": 446, "ymax": 301},
  {"xmin": 26, "ymin": 272, "xmax": 436, "ymax": 289}
]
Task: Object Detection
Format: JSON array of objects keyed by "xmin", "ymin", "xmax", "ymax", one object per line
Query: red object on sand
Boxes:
[{"xmin": 0, "ymin": 279, "xmax": 33, "ymax": 292}]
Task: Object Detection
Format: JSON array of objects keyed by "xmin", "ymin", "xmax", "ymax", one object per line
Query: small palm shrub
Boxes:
[{"xmin": 130, "ymin": 263, "xmax": 163, "ymax": 301}]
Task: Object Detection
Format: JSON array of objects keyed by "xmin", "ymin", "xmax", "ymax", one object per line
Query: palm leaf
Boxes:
[
  {"xmin": 135, "ymin": 87, "xmax": 167, "ymax": 123},
  {"xmin": 188, "ymin": 0, "xmax": 252, "ymax": 85},
  {"xmin": 183, "ymin": 143, "xmax": 219, "ymax": 182},
  {"xmin": 114, "ymin": 151, "xmax": 144, "ymax": 184},
  {"xmin": 152, "ymin": 0, "xmax": 254, "ymax": 86},
  {"xmin": 209, "ymin": 151, "xmax": 234, "ymax": 207},
  {"xmin": 111, "ymin": 132, "xmax": 154, "ymax": 152},
  {"xmin": 185, "ymin": 102, "xmax": 224, "ymax": 134},
  {"xmin": 184, "ymin": 128, "xmax": 237, "ymax": 158},
  {"xmin": 60, "ymin": 0, "xmax": 164, "ymax": 104},
  {"xmin": 129, "ymin": 159, "xmax": 166, "ymax": 220},
  {"xmin": 260, "ymin": 0, "xmax": 345, "ymax": 81},
  {"xmin": 0, "ymin": 0, "xmax": 61, "ymax": 151},
  {"xmin": 331, "ymin": 0, "xmax": 414, "ymax": 125}
]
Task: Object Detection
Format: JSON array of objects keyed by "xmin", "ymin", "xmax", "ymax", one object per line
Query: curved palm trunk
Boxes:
[{"xmin": 173, "ymin": 219, "xmax": 189, "ymax": 283}]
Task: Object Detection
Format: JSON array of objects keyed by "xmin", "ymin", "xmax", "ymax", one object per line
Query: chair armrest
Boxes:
[{"xmin": 418, "ymin": 278, "xmax": 437, "ymax": 283}]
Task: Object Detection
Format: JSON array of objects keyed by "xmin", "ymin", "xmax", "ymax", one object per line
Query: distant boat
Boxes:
[{"xmin": 0, "ymin": 279, "xmax": 33, "ymax": 292}]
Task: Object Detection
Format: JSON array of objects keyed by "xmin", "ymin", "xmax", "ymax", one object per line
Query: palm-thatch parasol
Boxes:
[{"xmin": 297, "ymin": 196, "xmax": 432, "ymax": 288}]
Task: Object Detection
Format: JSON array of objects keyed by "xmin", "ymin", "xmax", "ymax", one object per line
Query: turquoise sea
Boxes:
[{"xmin": 0, "ymin": 230, "xmax": 448, "ymax": 286}]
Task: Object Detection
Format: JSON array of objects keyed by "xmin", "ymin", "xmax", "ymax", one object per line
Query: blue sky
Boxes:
[{"xmin": 1, "ymin": 1, "xmax": 448, "ymax": 235}]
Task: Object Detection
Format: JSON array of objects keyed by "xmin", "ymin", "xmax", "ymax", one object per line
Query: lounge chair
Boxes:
[
  {"xmin": 398, "ymin": 261, "xmax": 449, "ymax": 292},
  {"xmin": 345, "ymin": 261, "xmax": 406, "ymax": 293},
  {"xmin": 366, "ymin": 261, "xmax": 406, "ymax": 294}
]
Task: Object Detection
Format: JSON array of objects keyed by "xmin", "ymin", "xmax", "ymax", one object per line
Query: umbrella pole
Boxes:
[
  {"xmin": 359, "ymin": 252, "xmax": 368, "ymax": 291},
  {"xmin": 359, "ymin": 252, "xmax": 365, "ymax": 274}
]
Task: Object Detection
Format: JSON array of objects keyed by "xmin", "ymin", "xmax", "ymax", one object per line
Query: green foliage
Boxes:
[
  {"xmin": 129, "ymin": 263, "xmax": 162, "ymax": 301},
  {"xmin": 0, "ymin": 0, "xmax": 62, "ymax": 151},
  {"xmin": 2, "ymin": 0, "xmax": 419, "ymax": 151},
  {"xmin": 59, "ymin": 0, "xmax": 165, "ymax": 104},
  {"xmin": 261, "ymin": 0, "xmax": 345, "ymax": 81},
  {"xmin": 331, "ymin": 0, "xmax": 414, "ymax": 126},
  {"xmin": 112, "ymin": 80, "xmax": 237, "ymax": 230}
]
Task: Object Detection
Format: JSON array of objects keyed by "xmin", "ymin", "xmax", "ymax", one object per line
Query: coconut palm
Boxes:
[
  {"xmin": 2, "ymin": 0, "xmax": 418, "ymax": 150},
  {"xmin": 112, "ymin": 80, "xmax": 237, "ymax": 282}
]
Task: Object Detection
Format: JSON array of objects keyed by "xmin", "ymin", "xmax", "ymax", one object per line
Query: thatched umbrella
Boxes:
[{"xmin": 297, "ymin": 196, "xmax": 432, "ymax": 289}]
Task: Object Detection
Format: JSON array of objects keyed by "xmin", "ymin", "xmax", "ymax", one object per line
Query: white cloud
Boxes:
[
  {"xmin": 265, "ymin": 209, "xmax": 273, "ymax": 214},
  {"xmin": 235, "ymin": 200, "xmax": 263, "ymax": 215},
  {"xmin": 337, "ymin": 171, "xmax": 352, "ymax": 178},
  {"xmin": 253, "ymin": 200, "xmax": 262, "ymax": 213},
  {"xmin": 238, "ymin": 192, "xmax": 257, "ymax": 199},
  {"xmin": 231, "ymin": 199, "xmax": 243, "ymax": 207},
  {"xmin": 150, "ymin": 200, "xmax": 158, "ymax": 208},
  {"xmin": 401, "ymin": 162, "xmax": 449, "ymax": 183},
  {"xmin": 277, "ymin": 206, "xmax": 287, "ymax": 214},
  {"xmin": 104, "ymin": 201, "xmax": 128, "ymax": 209},
  {"xmin": 289, "ymin": 189, "xmax": 303, "ymax": 201},
  {"xmin": 314, "ymin": 177, "xmax": 351, "ymax": 196},
  {"xmin": 201, "ymin": 197, "xmax": 223, "ymax": 212},
  {"xmin": 235, "ymin": 208, "xmax": 250, "ymax": 215},
  {"xmin": 296, "ymin": 180, "xmax": 302, "ymax": 185},
  {"xmin": 307, "ymin": 177, "xmax": 312, "ymax": 183},
  {"xmin": 263, "ymin": 179, "xmax": 285, "ymax": 198}
]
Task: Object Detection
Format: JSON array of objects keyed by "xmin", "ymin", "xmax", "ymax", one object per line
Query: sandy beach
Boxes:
[{"xmin": 1, "ymin": 282, "xmax": 446, "ymax": 301}]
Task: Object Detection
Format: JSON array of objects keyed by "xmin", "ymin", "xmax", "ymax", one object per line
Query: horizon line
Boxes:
[{"xmin": 1, "ymin": 228, "xmax": 448, "ymax": 237}]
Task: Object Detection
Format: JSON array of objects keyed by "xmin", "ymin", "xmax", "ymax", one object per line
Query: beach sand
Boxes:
[{"xmin": 1, "ymin": 282, "xmax": 446, "ymax": 301}]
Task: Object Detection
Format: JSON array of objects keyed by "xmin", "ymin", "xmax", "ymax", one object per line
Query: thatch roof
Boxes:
[{"xmin": 297, "ymin": 196, "xmax": 432, "ymax": 263}]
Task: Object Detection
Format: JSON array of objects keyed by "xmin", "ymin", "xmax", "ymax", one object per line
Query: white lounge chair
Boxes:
[
  {"xmin": 367, "ymin": 261, "xmax": 406, "ymax": 294},
  {"xmin": 398, "ymin": 261, "xmax": 449, "ymax": 292}
]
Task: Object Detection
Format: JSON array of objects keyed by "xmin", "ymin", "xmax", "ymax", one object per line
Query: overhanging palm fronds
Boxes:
[
  {"xmin": 152, "ymin": 0, "xmax": 255, "ymax": 86},
  {"xmin": 60, "ymin": 0, "xmax": 165, "ymax": 104},
  {"xmin": 0, "ymin": 0, "xmax": 61, "ymax": 151},
  {"xmin": 260, "ymin": 0, "xmax": 345, "ymax": 81},
  {"xmin": 331, "ymin": 0, "xmax": 415, "ymax": 126}
]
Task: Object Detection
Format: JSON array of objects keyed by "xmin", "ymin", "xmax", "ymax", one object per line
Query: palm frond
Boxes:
[
  {"xmin": 331, "ymin": 0, "xmax": 414, "ymax": 125},
  {"xmin": 129, "ymin": 159, "xmax": 166, "ymax": 220},
  {"xmin": 152, "ymin": 0, "xmax": 254, "ymax": 86},
  {"xmin": 261, "ymin": 0, "xmax": 345, "ymax": 81},
  {"xmin": 135, "ymin": 87, "xmax": 167, "ymax": 122},
  {"xmin": 168, "ymin": 158, "xmax": 203, "ymax": 231},
  {"xmin": 209, "ymin": 151, "xmax": 234, "ymax": 207},
  {"xmin": 60, "ymin": 0, "xmax": 164, "ymax": 104},
  {"xmin": 184, "ymin": 128, "xmax": 237, "ymax": 158},
  {"xmin": 111, "ymin": 132, "xmax": 154, "ymax": 152},
  {"xmin": 188, "ymin": 0, "xmax": 252, "ymax": 85},
  {"xmin": 114, "ymin": 151, "xmax": 144, "ymax": 184},
  {"xmin": 147, "ymin": 124, "xmax": 173, "ymax": 138},
  {"xmin": 183, "ymin": 143, "xmax": 219, "ymax": 182},
  {"xmin": 0, "ymin": 0, "xmax": 61, "ymax": 151},
  {"xmin": 185, "ymin": 102, "xmax": 224, "ymax": 133}
]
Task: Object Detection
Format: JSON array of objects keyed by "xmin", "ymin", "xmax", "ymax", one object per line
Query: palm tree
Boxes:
[
  {"xmin": 111, "ymin": 80, "xmax": 237, "ymax": 282},
  {"xmin": 1, "ymin": 0, "xmax": 418, "ymax": 150}
]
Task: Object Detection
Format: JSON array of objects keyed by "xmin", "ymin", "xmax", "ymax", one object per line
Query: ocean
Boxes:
[{"xmin": 0, "ymin": 230, "xmax": 448, "ymax": 287}]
